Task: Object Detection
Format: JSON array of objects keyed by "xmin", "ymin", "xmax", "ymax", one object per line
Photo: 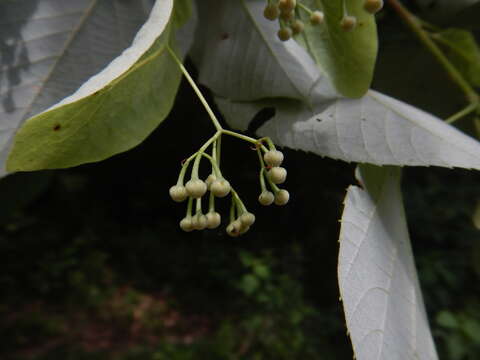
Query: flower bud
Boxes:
[
  {"xmin": 274, "ymin": 189, "xmax": 290, "ymax": 206},
  {"xmin": 169, "ymin": 185, "xmax": 188, "ymax": 202},
  {"xmin": 277, "ymin": 27, "xmax": 292, "ymax": 42},
  {"xmin": 340, "ymin": 15, "xmax": 357, "ymax": 31},
  {"xmin": 206, "ymin": 212, "xmax": 221, "ymax": 229},
  {"xmin": 278, "ymin": 0, "xmax": 296, "ymax": 12},
  {"xmin": 210, "ymin": 179, "xmax": 231, "ymax": 198},
  {"xmin": 240, "ymin": 212, "xmax": 256, "ymax": 227},
  {"xmin": 185, "ymin": 179, "xmax": 207, "ymax": 198},
  {"xmin": 263, "ymin": 150, "xmax": 284, "ymax": 167},
  {"xmin": 364, "ymin": 0, "xmax": 383, "ymax": 14},
  {"xmin": 280, "ymin": 10, "xmax": 294, "ymax": 21},
  {"xmin": 205, "ymin": 174, "xmax": 217, "ymax": 190},
  {"xmin": 192, "ymin": 213, "xmax": 207, "ymax": 230},
  {"xmin": 226, "ymin": 220, "xmax": 243, "ymax": 237},
  {"xmin": 268, "ymin": 167, "xmax": 287, "ymax": 184},
  {"xmin": 258, "ymin": 191, "xmax": 275, "ymax": 206},
  {"xmin": 310, "ymin": 10, "xmax": 324, "ymax": 25},
  {"xmin": 180, "ymin": 217, "xmax": 194, "ymax": 232},
  {"xmin": 263, "ymin": 4, "xmax": 280, "ymax": 21},
  {"xmin": 291, "ymin": 20, "xmax": 305, "ymax": 35}
]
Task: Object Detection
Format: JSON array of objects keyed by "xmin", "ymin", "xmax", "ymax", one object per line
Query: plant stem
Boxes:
[
  {"xmin": 387, "ymin": 0, "xmax": 479, "ymax": 105},
  {"xmin": 221, "ymin": 130, "xmax": 269, "ymax": 152},
  {"xmin": 446, "ymin": 102, "xmax": 478, "ymax": 124},
  {"xmin": 167, "ymin": 46, "xmax": 223, "ymax": 131}
]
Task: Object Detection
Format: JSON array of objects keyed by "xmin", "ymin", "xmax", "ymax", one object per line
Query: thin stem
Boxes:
[
  {"xmin": 167, "ymin": 46, "xmax": 223, "ymax": 131},
  {"xmin": 190, "ymin": 131, "xmax": 222, "ymax": 179},
  {"xmin": 446, "ymin": 102, "xmax": 478, "ymax": 124},
  {"xmin": 221, "ymin": 130, "xmax": 269, "ymax": 152},
  {"xmin": 387, "ymin": 0, "xmax": 479, "ymax": 105},
  {"xmin": 297, "ymin": 2, "xmax": 313, "ymax": 15}
]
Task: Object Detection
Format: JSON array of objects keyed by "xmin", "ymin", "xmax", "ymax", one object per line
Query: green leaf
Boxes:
[
  {"xmin": 7, "ymin": 0, "xmax": 190, "ymax": 172},
  {"xmin": 240, "ymin": 274, "xmax": 260, "ymax": 295},
  {"xmin": 295, "ymin": 0, "xmax": 378, "ymax": 98},
  {"xmin": 436, "ymin": 311, "xmax": 459, "ymax": 329},
  {"xmin": 433, "ymin": 28, "xmax": 480, "ymax": 86}
]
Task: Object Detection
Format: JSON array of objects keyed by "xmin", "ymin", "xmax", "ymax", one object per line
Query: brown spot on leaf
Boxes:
[{"xmin": 53, "ymin": 124, "xmax": 61, "ymax": 131}]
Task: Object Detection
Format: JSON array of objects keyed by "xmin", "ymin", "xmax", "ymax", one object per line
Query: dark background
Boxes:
[{"xmin": 1, "ymin": 1, "xmax": 480, "ymax": 359}]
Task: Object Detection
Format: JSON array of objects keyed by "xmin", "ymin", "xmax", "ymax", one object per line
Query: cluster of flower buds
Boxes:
[
  {"xmin": 169, "ymin": 134, "xmax": 288, "ymax": 237},
  {"xmin": 256, "ymin": 142, "xmax": 290, "ymax": 207},
  {"xmin": 263, "ymin": 0, "xmax": 384, "ymax": 41}
]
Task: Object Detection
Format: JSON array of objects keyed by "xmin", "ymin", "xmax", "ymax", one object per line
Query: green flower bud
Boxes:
[
  {"xmin": 180, "ymin": 217, "xmax": 194, "ymax": 232},
  {"xmin": 268, "ymin": 167, "xmax": 287, "ymax": 184},
  {"xmin": 258, "ymin": 191, "xmax": 275, "ymax": 206},
  {"xmin": 274, "ymin": 189, "xmax": 290, "ymax": 206},
  {"xmin": 185, "ymin": 179, "xmax": 207, "ymax": 198},
  {"xmin": 310, "ymin": 10, "xmax": 324, "ymax": 25},
  {"xmin": 263, "ymin": 150, "xmax": 284, "ymax": 167},
  {"xmin": 280, "ymin": 10, "xmax": 294, "ymax": 21},
  {"xmin": 291, "ymin": 20, "xmax": 305, "ymax": 35},
  {"xmin": 263, "ymin": 4, "xmax": 280, "ymax": 21},
  {"xmin": 206, "ymin": 212, "xmax": 221, "ymax": 229},
  {"xmin": 277, "ymin": 27, "xmax": 292, "ymax": 42},
  {"xmin": 169, "ymin": 185, "xmax": 188, "ymax": 202},
  {"xmin": 240, "ymin": 212, "xmax": 256, "ymax": 227},
  {"xmin": 340, "ymin": 15, "xmax": 357, "ymax": 31},
  {"xmin": 210, "ymin": 179, "xmax": 231, "ymax": 198},
  {"xmin": 279, "ymin": 0, "xmax": 296, "ymax": 12},
  {"xmin": 364, "ymin": 0, "xmax": 383, "ymax": 14}
]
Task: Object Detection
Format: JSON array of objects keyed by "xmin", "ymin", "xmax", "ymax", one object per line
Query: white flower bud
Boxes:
[
  {"xmin": 291, "ymin": 20, "xmax": 305, "ymax": 35},
  {"xmin": 185, "ymin": 179, "xmax": 207, "ymax": 198},
  {"xmin": 263, "ymin": 4, "xmax": 280, "ymax": 21},
  {"xmin": 340, "ymin": 16, "xmax": 357, "ymax": 31},
  {"xmin": 263, "ymin": 150, "xmax": 284, "ymax": 167},
  {"xmin": 268, "ymin": 167, "xmax": 287, "ymax": 184},
  {"xmin": 364, "ymin": 0, "xmax": 383, "ymax": 14},
  {"xmin": 226, "ymin": 220, "xmax": 243, "ymax": 237},
  {"xmin": 180, "ymin": 217, "xmax": 194, "ymax": 232},
  {"xmin": 205, "ymin": 174, "xmax": 217, "ymax": 190},
  {"xmin": 274, "ymin": 189, "xmax": 290, "ymax": 206},
  {"xmin": 240, "ymin": 212, "xmax": 256, "ymax": 227},
  {"xmin": 210, "ymin": 179, "xmax": 231, "ymax": 198},
  {"xmin": 277, "ymin": 27, "xmax": 292, "ymax": 42},
  {"xmin": 206, "ymin": 212, "xmax": 221, "ymax": 229},
  {"xmin": 310, "ymin": 10, "xmax": 324, "ymax": 25},
  {"xmin": 192, "ymin": 214, "xmax": 207, "ymax": 230},
  {"xmin": 169, "ymin": 185, "xmax": 188, "ymax": 202},
  {"xmin": 258, "ymin": 191, "xmax": 275, "ymax": 206}
]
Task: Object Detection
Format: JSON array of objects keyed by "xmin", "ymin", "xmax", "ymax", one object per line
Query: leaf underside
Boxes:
[
  {"xmin": 339, "ymin": 165, "xmax": 439, "ymax": 360},
  {"xmin": 6, "ymin": 0, "xmax": 192, "ymax": 172},
  {"xmin": 0, "ymin": 0, "xmax": 155, "ymax": 175}
]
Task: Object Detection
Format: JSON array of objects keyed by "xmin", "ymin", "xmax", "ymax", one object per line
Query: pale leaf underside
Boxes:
[
  {"xmin": 339, "ymin": 165, "xmax": 438, "ymax": 360},
  {"xmin": 0, "ymin": 0, "xmax": 153, "ymax": 175}
]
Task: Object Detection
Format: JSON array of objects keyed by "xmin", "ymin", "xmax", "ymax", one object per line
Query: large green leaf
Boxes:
[
  {"xmin": 6, "ymin": 0, "xmax": 190, "ymax": 172},
  {"xmin": 0, "ymin": 0, "xmax": 155, "ymax": 176},
  {"xmin": 433, "ymin": 28, "xmax": 480, "ymax": 86},
  {"xmin": 295, "ymin": 0, "xmax": 378, "ymax": 98}
]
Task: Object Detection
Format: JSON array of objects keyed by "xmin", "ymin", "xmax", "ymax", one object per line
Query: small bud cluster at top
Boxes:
[
  {"xmin": 263, "ymin": 0, "xmax": 384, "ymax": 41},
  {"xmin": 169, "ymin": 132, "xmax": 289, "ymax": 237}
]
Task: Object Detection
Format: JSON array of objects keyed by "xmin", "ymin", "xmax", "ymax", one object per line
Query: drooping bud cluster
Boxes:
[
  {"xmin": 169, "ymin": 133, "xmax": 288, "ymax": 237},
  {"xmin": 257, "ymin": 142, "xmax": 290, "ymax": 208},
  {"xmin": 262, "ymin": 0, "xmax": 383, "ymax": 41}
]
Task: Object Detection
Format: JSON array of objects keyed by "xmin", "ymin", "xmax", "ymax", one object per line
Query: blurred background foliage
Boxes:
[{"xmin": 1, "ymin": 1, "xmax": 480, "ymax": 359}]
